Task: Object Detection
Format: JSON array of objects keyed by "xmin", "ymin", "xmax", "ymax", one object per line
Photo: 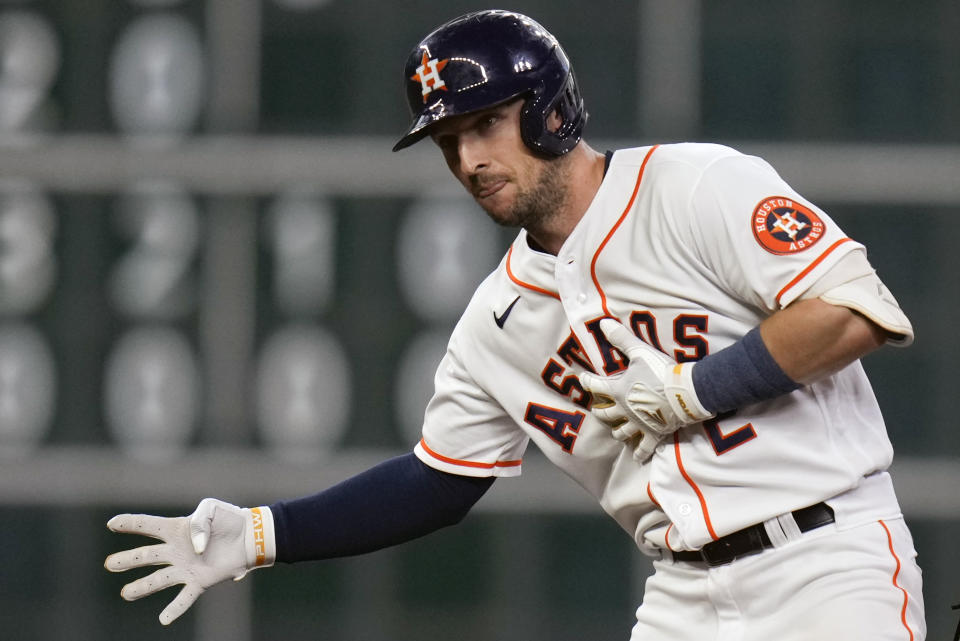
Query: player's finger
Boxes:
[
  {"xmin": 107, "ymin": 513, "xmax": 179, "ymax": 541},
  {"xmin": 598, "ymin": 318, "xmax": 646, "ymax": 359},
  {"xmin": 578, "ymin": 371, "xmax": 612, "ymax": 399},
  {"xmin": 588, "ymin": 405, "xmax": 639, "ymax": 443},
  {"xmin": 590, "ymin": 403, "xmax": 626, "ymax": 426},
  {"xmin": 630, "ymin": 432, "xmax": 659, "ymax": 462},
  {"xmin": 590, "ymin": 392, "xmax": 616, "ymax": 409},
  {"xmin": 119, "ymin": 565, "xmax": 188, "ymax": 602},
  {"xmin": 158, "ymin": 582, "xmax": 205, "ymax": 626},
  {"xmin": 104, "ymin": 543, "xmax": 173, "ymax": 573},
  {"xmin": 610, "ymin": 417, "xmax": 643, "ymax": 441}
]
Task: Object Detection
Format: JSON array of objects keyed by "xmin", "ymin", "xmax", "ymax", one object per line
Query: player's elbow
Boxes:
[
  {"xmin": 436, "ymin": 503, "xmax": 475, "ymax": 528},
  {"xmin": 428, "ymin": 472, "xmax": 495, "ymax": 528}
]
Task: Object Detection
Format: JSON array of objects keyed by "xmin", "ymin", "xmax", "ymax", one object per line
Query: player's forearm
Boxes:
[
  {"xmin": 270, "ymin": 453, "xmax": 494, "ymax": 563},
  {"xmin": 758, "ymin": 298, "xmax": 887, "ymax": 385},
  {"xmin": 689, "ymin": 298, "xmax": 885, "ymax": 416}
]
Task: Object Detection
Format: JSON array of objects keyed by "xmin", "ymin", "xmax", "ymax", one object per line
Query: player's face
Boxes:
[{"xmin": 429, "ymin": 100, "xmax": 571, "ymax": 230}]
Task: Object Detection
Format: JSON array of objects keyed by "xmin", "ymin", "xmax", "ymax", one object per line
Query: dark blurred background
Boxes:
[{"xmin": 0, "ymin": 1, "xmax": 957, "ymax": 639}]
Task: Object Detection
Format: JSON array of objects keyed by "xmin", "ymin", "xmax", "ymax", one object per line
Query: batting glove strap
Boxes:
[
  {"xmin": 664, "ymin": 362, "xmax": 715, "ymax": 425},
  {"xmin": 244, "ymin": 506, "xmax": 277, "ymax": 572}
]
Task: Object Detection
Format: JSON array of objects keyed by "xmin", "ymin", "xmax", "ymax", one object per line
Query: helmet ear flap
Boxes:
[
  {"xmin": 519, "ymin": 73, "xmax": 587, "ymax": 156},
  {"xmin": 518, "ymin": 84, "xmax": 549, "ymax": 155}
]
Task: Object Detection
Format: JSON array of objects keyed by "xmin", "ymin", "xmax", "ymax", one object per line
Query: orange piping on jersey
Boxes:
[
  {"xmin": 646, "ymin": 483, "xmax": 676, "ymax": 550},
  {"xmin": 673, "ymin": 433, "xmax": 720, "ymax": 541},
  {"xmin": 419, "ymin": 438, "xmax": 522, "ymax": 470},
  {"xmin": 879, "ymin": 520, "xmax": 916, "ymax": 641},
  {"xmin": 590, "ymin": 145, "xmax": 660, "ymax": 317},
  {"xmin": 774, "ymin": 237, "xmax": 854, "ymax": 307},
  {"xmin": 646, "ymin": 482, "xmax": 661, "ymax": 507},
  {"xmin": 505, "ymin": 245, "xmax": 561, "ymax": 300}
]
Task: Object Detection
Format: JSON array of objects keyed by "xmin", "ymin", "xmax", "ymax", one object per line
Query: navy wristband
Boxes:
[
  {"xmin": 270, "ymin": 453, "xmax": 494, "ymax": 563},
  {"xmin": 691, "ymin": 327, "xmax": 800, "ymax": 414}
]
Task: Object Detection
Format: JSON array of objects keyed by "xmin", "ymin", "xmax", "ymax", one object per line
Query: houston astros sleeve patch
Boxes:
[{"xmin": 752, "ymin": 196, "xmax": 825, "ymax": 255}]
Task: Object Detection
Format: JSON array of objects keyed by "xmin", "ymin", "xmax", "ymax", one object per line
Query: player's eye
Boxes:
[{"xmin": 479, "ymin": 114, "xmax": 499, "ymax": 130}]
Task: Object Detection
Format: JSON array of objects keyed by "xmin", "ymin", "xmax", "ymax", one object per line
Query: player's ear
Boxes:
[{"xmin": 546, "ymin": 108, "xmax": 564, "ymax": 133}]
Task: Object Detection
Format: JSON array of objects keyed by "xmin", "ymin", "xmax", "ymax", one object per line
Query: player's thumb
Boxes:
[{"xmin": 188, "ymin": 498, "xmax": 219, "ymax": 555}]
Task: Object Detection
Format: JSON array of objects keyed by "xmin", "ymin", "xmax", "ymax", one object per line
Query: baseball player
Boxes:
[{"xmin": 104, "ymin": 10, "xmax": 926, "ymax": 639}]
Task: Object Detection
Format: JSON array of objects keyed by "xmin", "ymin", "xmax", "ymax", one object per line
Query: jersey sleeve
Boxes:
[
  {"xmin": 684, "ymin": 150, "xmax": 863, "ymax": 312},
  {"xmin": 414, "ymin": 329, "xmax": 528, "ymax": 478}
]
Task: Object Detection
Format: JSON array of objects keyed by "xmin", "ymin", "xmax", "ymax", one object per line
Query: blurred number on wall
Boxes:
[
  {"xmin": 394, "ymin": 196, "xmax": 501, "ymax": 445},
  {"xmin": 104, "ymin": 182, "xmax": 201, "ymax": 460},
  {"xmin": 255, "ymin": 192, "xmax": 351, "ymax": 460},
  {"xmin": 0, "ymin": 9, "xmax": 60, "ymax": 142},
  {"xmin": 109, "ymin": 10, "xmax": 205, "ymax": 140},
  {"xmin": 0, "ymin": 181, "xmax": 57, "ymax": 457}
]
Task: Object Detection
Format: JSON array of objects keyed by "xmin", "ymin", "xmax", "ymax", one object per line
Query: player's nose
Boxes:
[{"xmin": 457, "ymin": 135, "xmax": 489, "ymax": 175}]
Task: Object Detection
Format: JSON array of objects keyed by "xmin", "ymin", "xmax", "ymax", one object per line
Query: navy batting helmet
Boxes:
[{"xmin": 392, "ymin": 10, "xmax": 587, "ymax": 156}]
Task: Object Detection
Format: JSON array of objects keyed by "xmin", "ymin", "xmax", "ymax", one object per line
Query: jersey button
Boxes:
[
  {"xmin": 577, "ymin": 292, "xmax": 587, "ymax": 304},
  {"xmin": 678, "ymin": 503, "xmax": 693, "ymax": 516}
]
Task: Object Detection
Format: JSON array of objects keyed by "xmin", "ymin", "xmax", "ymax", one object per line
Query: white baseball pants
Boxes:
[{"xmin": 632, "ymin": 517, "xmax": 925, "ymax": 641}]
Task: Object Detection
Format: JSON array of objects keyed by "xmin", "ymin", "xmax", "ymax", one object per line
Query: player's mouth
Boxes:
[{"xmin": 473, "ymin": 179, "xmax": 507, "ymax": 199}]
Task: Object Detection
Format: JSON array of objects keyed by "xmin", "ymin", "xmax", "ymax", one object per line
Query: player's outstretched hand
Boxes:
[
  {"xmin": 104, "ymin": 498, "xmax": 275, "ymax": 625},
  {"xmin": 579, "ymin": 319, "xmax": 715, "ymax": 461}
]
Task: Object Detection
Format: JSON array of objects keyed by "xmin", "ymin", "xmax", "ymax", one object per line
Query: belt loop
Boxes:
[
  {"xmin": 763, "ymin": 511, "xmax": 804, "ymax": 548},
  {"xmin": 777, "ymin": 512, "xmax": 803, "ymax": 540},
  {"xmin": 762, "ymin": 516, "xmax": 788, "ymax": 548},
  {"xmin": 776, "ymin": 512, "xmax": 803, "ymax": 541}
]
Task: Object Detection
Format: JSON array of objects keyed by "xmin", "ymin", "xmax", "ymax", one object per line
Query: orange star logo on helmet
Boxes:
[{"xmin": 411, "ymin": 52, "xmax": 449, "ymax": 103}]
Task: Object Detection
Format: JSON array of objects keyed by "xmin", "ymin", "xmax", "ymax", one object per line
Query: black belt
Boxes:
[{"xmin": 671, "ymin": 502, "xmax": 835, "ymax": 567}]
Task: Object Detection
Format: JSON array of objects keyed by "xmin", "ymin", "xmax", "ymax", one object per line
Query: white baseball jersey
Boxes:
[
  {"xmin": 415, "ymin": 142, "xmax": 905, "ymax": 553},
  {"xmin": 413, "ymin": 236, "xmax": 668, "ymax": 550}
]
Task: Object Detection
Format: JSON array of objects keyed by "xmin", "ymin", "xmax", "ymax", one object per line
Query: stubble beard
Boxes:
[{"xmin": 482, "ymin": 153, "xmax": 573, "ymax": 231}]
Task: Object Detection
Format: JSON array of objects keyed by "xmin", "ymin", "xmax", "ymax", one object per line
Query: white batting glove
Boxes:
[
  {"xmin": 579, "ymin": 319, "xmax": 715, "ymax": 460},
  {"xmin": 104, "ymin": 498, "xmax": 276, "ymax": 625},
  {"xmin": 581, "ymin": 380, "xmax": 664, "ymax": 462}
]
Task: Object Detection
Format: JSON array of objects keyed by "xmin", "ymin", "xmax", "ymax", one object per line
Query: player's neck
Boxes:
[{"xmin": 525, "ymin": 142, "xmax": 606, "ymax": 255}]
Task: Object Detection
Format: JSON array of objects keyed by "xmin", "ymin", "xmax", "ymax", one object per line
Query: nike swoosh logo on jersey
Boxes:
[{"xmin": 493, "ymin": 295, "xmax": 521, "ymax": 329}]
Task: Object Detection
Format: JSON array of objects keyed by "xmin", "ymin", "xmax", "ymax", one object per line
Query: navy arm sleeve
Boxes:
[{"xmin": 270, "ymin": 452, "xmax": 495, "ymax": 563}]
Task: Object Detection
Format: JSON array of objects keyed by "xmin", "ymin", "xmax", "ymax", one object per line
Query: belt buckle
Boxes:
[
  {"xmin": 701, "ymin": 524, "xmax": 770, "ymax": 567},
  {"xmin": 700, "ymin": 538, "xmax": 736, "ymax": 567}
]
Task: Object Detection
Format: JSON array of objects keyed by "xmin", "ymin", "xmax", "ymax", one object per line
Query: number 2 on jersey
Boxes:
[
  {"xmin": 631, "ymin": 312, "xmax": 756, "ymax": 455},
  {"xmin": 703, "ymin": 410, "xmax": 757, "ymax": 455}
]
